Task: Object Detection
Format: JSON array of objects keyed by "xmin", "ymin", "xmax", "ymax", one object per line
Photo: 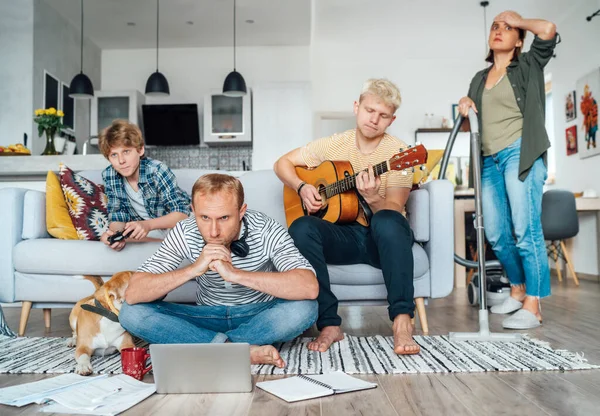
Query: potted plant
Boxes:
[{"xmin": 34, "ymin": 107, "xmax": 64, "ymax": 155}]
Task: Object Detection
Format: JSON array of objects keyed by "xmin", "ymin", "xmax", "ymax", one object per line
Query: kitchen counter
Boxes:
[{"xmin": 0, "ymin": 154, "xmax": 109, "ymax": 181}]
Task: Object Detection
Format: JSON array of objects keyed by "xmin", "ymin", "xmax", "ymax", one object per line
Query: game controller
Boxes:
[{"xmin": 107, "ymin": 230, "xmax": 132, "ymax": 244}]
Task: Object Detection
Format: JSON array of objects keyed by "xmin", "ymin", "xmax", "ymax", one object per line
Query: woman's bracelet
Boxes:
[{"xmin": 297, "ymin": 181, "xmax": 307, "ymax": 195}]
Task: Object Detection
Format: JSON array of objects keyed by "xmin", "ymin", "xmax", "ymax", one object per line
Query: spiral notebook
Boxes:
[{"xmin": 256, "ymin": 371, "xmax": 377, "ymax": 402}]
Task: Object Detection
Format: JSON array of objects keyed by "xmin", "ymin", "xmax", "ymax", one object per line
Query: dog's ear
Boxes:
[{"xmin": 107, "ymin": 289, "xmax": 118, "ymax": 300}]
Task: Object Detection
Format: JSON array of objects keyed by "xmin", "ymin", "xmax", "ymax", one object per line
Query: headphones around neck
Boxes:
[{"xmin": 230, "ymin": 217, "xmax": 250, "ymax": 258}]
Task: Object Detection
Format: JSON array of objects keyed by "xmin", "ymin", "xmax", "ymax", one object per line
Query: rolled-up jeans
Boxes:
[
  {"xmin": 481, "ymin": 138, "xmax": 550, "ymax": 298},
  {"xmin": 119, "ymin": 298, "xmax": 318, "ymax": 345}
]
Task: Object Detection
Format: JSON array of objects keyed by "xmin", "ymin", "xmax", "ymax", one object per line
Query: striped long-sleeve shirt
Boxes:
[{"xmin": 137, "ymin": 209, "xmax": 315, "ymax": 306}]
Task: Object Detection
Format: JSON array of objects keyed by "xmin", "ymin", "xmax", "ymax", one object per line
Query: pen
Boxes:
[{"xmin": 91, "ymin": 387, "xmax": 122, "ymax": 403}]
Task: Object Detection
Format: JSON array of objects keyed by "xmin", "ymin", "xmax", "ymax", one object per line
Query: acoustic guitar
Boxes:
[{"xmin": 283, "ymin": 144, "xmax": 428, "ymax": 227}]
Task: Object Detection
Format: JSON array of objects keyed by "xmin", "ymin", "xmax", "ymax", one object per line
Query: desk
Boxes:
[{"xmin": 454, "ymin": 196, "xmax": 600, "ymax": 288}]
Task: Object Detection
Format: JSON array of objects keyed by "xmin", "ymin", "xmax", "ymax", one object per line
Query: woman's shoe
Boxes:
[
  {"xmin": 502, "ymin": 309, "xmax": 542, "ymax": 329},
  {"xmin": 490, "ymin": 296, "xmax": 523, "ymax": 314}
]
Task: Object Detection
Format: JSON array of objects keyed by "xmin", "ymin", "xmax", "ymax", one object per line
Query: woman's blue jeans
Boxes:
[{"xmin": 481, "ymin": 138, "xmax": 550, "ymax": 298}]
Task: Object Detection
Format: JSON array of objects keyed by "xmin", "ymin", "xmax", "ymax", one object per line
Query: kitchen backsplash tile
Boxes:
[{"xmin": 145, "ymin": 146, "xmax": 252, "ymax": 171}]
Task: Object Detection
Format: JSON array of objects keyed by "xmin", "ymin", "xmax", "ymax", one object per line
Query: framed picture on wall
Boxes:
[
  {"xmin": 43, "ymin": 70, "xmax": 60, "ymax": 110},
  {"xmin": 565, "ymin": 90, "xmax": 576, "ymax": 122},
  {"xmin": 566, "ymin": 125, "xmax": 578, "ymax": 155},
  {"xmin": 61, "ymin": 82, "xmax": 75, "ymax": 131},
  {"xmin": 577, "ymin": 67, "xmax": 600, "ymax": 159}
]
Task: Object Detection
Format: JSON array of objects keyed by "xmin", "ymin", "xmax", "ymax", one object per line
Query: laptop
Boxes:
[{"xmin": 149, "ymin": 343, "xmax": 252, "ymax": 394}]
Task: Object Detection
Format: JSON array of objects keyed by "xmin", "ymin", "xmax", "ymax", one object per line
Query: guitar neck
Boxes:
[{"xmin": 325, "ymin": 160, "xmax": 388, "ymax": 198}]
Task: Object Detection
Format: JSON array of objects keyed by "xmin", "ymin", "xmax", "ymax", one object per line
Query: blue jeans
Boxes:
[
  {"xmin": 481, "ymin": 138, "xmax": 550, "ymax": 298},
  {"xmin": 119, "ymin": 299, "xmax": 318, "ymax": 345},
  {"xmin": 289, "ymin": 210, "xmax": 414, "ymax": 329}
]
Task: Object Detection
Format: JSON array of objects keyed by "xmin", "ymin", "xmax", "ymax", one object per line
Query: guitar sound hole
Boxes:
[{"xmin": 302, "ymin": 185, "xmax": 328, "ymax": 219}]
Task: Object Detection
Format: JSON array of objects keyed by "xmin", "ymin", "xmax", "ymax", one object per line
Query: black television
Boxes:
[{"xmin": 142, "ymin": 104, "xmax": 200, "ymax": 146}]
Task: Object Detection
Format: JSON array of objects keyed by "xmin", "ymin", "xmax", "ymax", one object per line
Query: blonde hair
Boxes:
[
  {"xmin": 359, "ymin": 79, "xmax": 402, "ymax": 112},
  {"xmin": 191, "ymin": 174, "xmax": 245, "ymax": 209},
  {"xmin": 98, "ymin": 119, "xmax": 144, "ymax": 158}
]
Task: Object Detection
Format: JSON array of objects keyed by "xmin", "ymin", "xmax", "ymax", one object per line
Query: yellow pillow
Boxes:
[
  {"xmin": 412, "ymin": 149, "xmax": 445, "ymax": 185},
  {"xmin": 46, "ymin": 170, "xmax": 79, "ymax": 239}
]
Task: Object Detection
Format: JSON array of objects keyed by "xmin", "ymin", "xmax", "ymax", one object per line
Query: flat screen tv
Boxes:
[{"xmin": 142, "ymin": 104, "xmax": 200, "ymax": 146}]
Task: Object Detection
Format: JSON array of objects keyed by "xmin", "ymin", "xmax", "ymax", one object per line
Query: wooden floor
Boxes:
[{"xmin": 2, "ymin": 278, "xmax": 600, "ymax": 415}]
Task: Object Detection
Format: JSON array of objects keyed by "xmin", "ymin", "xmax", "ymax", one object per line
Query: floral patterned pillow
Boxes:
[{"xmin": 58, "ymin": 163, "xmax": 109, "ymax": 240}]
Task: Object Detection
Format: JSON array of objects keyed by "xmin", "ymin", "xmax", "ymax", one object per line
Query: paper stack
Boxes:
[{"xmin": 0, "ymin": 374, "xmax": 155, "ymax": 415}]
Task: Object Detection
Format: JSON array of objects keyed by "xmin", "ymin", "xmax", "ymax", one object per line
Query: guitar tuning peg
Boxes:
[
  {"xmin": 411, "ymin": 167, "xmax": 415, "ymax": 173},
  {"xmin": 420, "ymin": 165, "xmax": 426, "ymax": 171},
  {"xmin": 407, "ymin": 145, "xmax": 413, "ymax": 148}
]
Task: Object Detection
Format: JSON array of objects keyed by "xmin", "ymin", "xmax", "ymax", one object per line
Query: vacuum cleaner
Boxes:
[{"xmin": 441, "ymin": 109, "xmax": 521, "ymax": 342}]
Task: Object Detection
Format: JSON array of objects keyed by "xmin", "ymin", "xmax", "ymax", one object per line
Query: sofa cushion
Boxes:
[
  {"xmin": 59, "ymin": 164, "xmax": 109, "ymax": 240},
  {"xmin": 327, "ymin": 243, "xmax": 428, "ymax": 285},
  {"xmin": 239, "ymin": 170, "xmax": 287, "ymax": 228},
  {"xmin": 412, "ymin": 149, "xmax": 444, "ymax": 186},
  {"xmin": 405, "ymin": 188, "xmax": 429, "ymax": 242},
  {"xmin": 23, "ymin": 190, "xmax": 51, "ymax": 240},
  {"xmin": 12, "ymin": 239, "xmax": 192, "ymax": 275},
  {"xmin": 45, "ymin": 171, "xmax": 79, "ymax": 239}
]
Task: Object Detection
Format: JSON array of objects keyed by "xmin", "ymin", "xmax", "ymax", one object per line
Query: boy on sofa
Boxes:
[
  {"xmin": 273, "ymin": 78, "xmax": 420, "ymax": 356},
  {"xmin": 119, "ymin": 173, "xmax": 318, "ymax": 367},
  {"xmin": 98, "ymin": 119, "xmax": 191, "ymax": 251}
]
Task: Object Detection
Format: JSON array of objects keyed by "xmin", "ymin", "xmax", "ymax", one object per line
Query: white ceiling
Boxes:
[
  {"xmin": 43, "ymin": 0, "xmax": 311, "ymax": 49},
  {"xmin": 43, "ymin": 0, "xmax": 589, "ymax": 51}
]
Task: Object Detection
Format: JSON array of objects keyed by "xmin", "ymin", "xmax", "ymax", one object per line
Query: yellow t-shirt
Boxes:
[{"xmin": 300, "ymin": 129, "xmax": 413, "ymax": 223}]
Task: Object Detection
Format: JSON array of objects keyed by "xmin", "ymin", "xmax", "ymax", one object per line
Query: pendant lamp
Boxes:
[
  {"xmin": 69, "ymin": 0, "xmax": 94, "ymax": 99},
  {"xmin": 145, "ymin": 0, "xmax": 170, "ymax": 96},
  {"xmin": 222, "ymin": 0, "xmax": 246, "ymax": 96}
]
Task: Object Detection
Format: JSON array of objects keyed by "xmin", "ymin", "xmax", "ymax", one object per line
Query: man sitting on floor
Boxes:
[
  {"xmin": 119, "ymin": 174, "xmax": 319, "ymax": 367},
  {"xmin": 273, "ymin": 78, "xmax": 420, "ymax": 355}
]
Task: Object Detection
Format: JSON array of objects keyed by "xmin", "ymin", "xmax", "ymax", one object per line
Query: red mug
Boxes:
[{"xmin": 121, "ymin": 347, "xmax": 152, "ymax": 381}]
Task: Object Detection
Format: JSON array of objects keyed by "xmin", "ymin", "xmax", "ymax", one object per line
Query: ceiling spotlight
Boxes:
[
  {"xmin": 245, "ymin": 19, "xmax": 254, "ymax": 24},
  {"xmin": 127, "ymin": 22, "xmax": 136, "ymax": 26},
  {"xmin": 186, "ymin": 21, "xmax": 194, "ymax": 25}
]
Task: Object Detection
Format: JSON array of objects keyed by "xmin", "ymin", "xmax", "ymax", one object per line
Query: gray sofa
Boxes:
[{"xmin": 0, "ymin": 169, "xmax": 454, "ymax": 336}]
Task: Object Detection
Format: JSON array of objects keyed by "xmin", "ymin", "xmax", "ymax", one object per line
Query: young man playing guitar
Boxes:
[{"xmin": 274, "ymin": 79, "xmax": 420, "ymax": 355}]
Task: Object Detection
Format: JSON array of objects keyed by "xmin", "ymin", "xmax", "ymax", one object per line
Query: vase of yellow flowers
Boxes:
[{"xmin": 34, "ymin": 108, "xmax": 64, "ymax": 155}]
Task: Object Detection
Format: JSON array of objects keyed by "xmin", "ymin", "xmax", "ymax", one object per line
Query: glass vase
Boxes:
[{"xmin": 42, "ymin": 130, "xmax": 59, "ymax": 155}]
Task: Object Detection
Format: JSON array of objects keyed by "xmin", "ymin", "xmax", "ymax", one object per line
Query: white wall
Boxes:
[
  {"xmin": 101, "ymin": 46, "xmax": 310, "ymax": 121},
  {"xmin": 310, "ymin": 0, "xmax": 488, "ymax": 143},
  {"xmin": 33, "ymin": 0, "xmax": 102, "ymax": 155},
  {"xmin": 0, "ymin": 1, "xmax": 34, "ymax": 148},
  {"xmin": 546, "ymin": 0, "xmax": 600, "ymax": 275}
]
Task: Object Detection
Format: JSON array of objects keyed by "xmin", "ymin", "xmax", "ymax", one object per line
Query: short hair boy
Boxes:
[{"xmin": 99, "ymin": 119, "xmax": 191, "ymax": 251}]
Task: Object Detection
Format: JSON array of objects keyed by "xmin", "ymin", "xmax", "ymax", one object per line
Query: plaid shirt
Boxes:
[{"xmin": 102, "ymin": 158, "xmax": 191, "ymax": 223}]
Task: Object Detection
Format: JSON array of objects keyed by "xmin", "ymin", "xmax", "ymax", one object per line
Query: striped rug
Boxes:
[{"xmin": 0, "ymin": 335, "xmax": 597, "ymax": 375}]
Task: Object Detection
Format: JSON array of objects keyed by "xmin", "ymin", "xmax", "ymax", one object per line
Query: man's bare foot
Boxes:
[
  {"xmin": 510, "ymin": 284, "xmax": 526, "ymax": 302},
  {"xmin": 393, "ymin": 314, "xmax": 420, "ymax": 355},
  {"xmin": 522, "ymin": 296, "xmax": 543, "ymax": 322},
  {"xmin": 250, "ymin": 345, "xmax": 285, "ymax": 368},
  {"xmin": 307, "ymin": 326, "xmax": 344, "ymax": 352}
]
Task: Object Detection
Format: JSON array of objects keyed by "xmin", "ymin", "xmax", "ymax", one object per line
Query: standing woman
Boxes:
[{"xmin": 458, "ymin": 11, "xmax": 558, "ymax": 329}]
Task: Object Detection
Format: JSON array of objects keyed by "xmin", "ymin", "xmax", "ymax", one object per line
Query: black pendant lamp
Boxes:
[
  {"xmin": 69, "ymin": 0, "xmax": 94, "ymax": 99},
  {"xmin": 145, "ymin": 0, "xmax": 170, "ymax": 96},
  {"xmin": 222, "ymin": 0, "xmax": 246, "ymax": 97}
]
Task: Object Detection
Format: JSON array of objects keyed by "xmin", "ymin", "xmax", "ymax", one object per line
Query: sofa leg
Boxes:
[
  {"xmin": 43, "ymin": 308, "xmax": 51, "ymax": 331},
  {"xmin": 415, "ymin": 297, "xmax": 429, "ymax": 334},
  {"xmin": 19, "ymin": 302, "xmax": 33, "ymax": 336}
]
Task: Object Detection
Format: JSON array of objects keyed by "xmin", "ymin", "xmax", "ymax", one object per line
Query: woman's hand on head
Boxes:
[
  {"xmin": 495, "ymin": 11, "xmax": 523, "ymax": 28},
  {"xmin": 458, "ymin": 97, "xmax": 477, "ymax": 117}
]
